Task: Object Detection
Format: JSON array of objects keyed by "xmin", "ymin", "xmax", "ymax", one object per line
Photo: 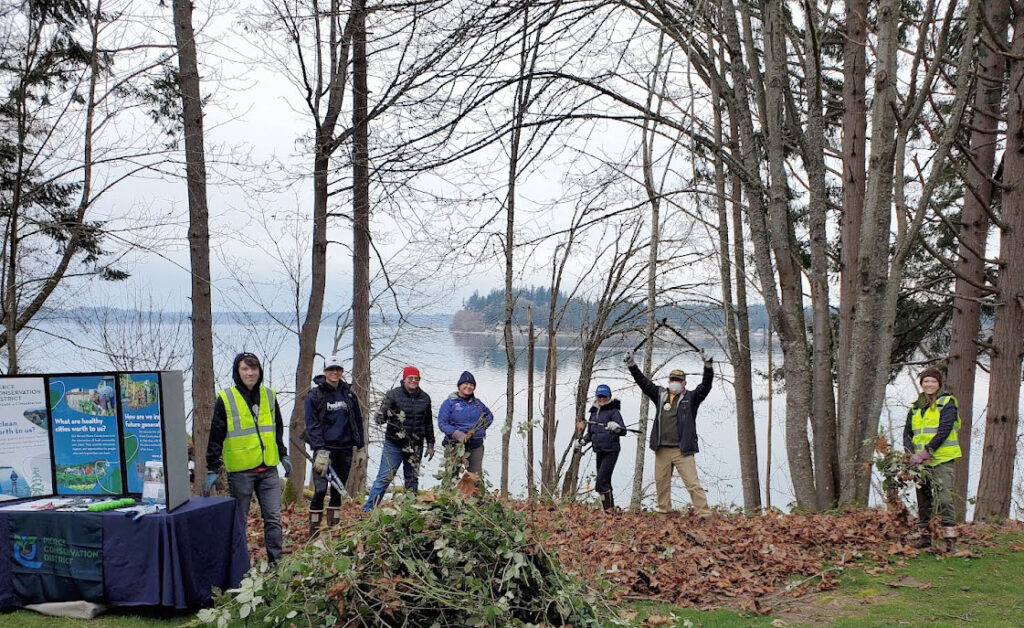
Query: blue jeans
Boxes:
[
  {"xmin": 228, "ymin": 467, "xmax": 282, "ymax": 563},
  {"xmin": 364, "ymin": 440, "xmax": 422, "ymax": 510}
]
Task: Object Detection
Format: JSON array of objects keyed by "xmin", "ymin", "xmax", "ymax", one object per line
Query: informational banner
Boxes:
[
  {"xmin": 119, "ymin": 373, "xmax": 163, "ymax": 495},
  {"xmin": 48, "ymin": 375, "xmax": 123, "ymax": 495},
  {"xmin": 8, "ymin": 510, "xmax": 103, "ymax": 602},
  {"xmin": 0, "ymin": 378, "xmax": 53, "ymax": 501}
]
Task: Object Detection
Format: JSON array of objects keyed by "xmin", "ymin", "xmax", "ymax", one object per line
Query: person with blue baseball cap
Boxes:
[{"xmin": 577, "ymin": 383, "xmax": 625, "ymax": 511}]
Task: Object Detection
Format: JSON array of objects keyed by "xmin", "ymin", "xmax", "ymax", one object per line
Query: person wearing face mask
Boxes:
[
  {"xmin": 903, "ymin": 367, "xmax": 961, "ymax": 553},
  {"xmin": 624, "ymin": 349, "xmax": 714, "ymax": 516},
  {"xmin": 577, "ymin": 384, "xmax": 625, "ymax": 512}
]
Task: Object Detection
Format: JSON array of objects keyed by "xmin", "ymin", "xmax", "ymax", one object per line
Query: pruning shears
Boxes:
[
  {"xmin": 290, "ymin": 437, "xmax": 349, "ymax": 499},
  {"xmin": 657, "ymin": 317, "xmax": 708, "ymax": 359}
]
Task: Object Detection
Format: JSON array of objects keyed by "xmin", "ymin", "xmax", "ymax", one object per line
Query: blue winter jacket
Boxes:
[
  {"xmin": 583, "ymin": 399, "xmax": 624, "ymax": 453},
  {"xmin": 304, "ymin": 375, "xmax": 365, "ymax": 451},
  {"xmin": 437, "ymin": 392, "xmax": 493, "ymax": 449}
]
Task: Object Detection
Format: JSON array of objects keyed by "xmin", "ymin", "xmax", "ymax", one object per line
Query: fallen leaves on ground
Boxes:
[{"xmin": 240, "ymin": 498, "xmax": 1007, "ymax": 612}]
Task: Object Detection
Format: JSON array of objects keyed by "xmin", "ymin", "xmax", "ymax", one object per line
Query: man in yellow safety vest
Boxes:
[
  {"xmin": 903, "ymin": 367, "xmax": 961, "ymax": 553},
  {"xmin": 205, "ymin": 352, "xmax": 290, "ymax": 564}
]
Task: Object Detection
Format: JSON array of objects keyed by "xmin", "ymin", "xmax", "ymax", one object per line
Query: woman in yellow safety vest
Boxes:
[{"xmin": 902, "ymin": 367, "xmax": 961, "ymax": 553}]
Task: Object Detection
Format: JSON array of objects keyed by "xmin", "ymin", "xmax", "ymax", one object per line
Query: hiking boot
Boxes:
[
  {"xmin": 914, "ymin": 531, "xmax": 932, "ymax": 549},
  {"xmin": 308, "ymin": 509, "xmax": 324, "ymax": 540},
  {"xmin": 326, "ymin": 506, "xmax": 342, "ymax": 529},
  {"xmin": 601, "ymin": 492, "xmax": 614, "ymax": 512}
]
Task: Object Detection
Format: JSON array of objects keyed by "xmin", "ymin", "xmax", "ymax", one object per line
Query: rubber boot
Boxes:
[
  {"xmin": 308, "ymin": 509, "xmax": 324, "ymax": 540},
  {"xmin": 914, "ymin": 530, "xmax": 932, "ymax": 549},
  {"xmin": 326, "ymin": 506, "xmax": 342, "ymax": 530},
  {"xmin": 943, "ymin": 526, "xmax": 958, "ymax": 554},
  {"xmin": 601, "ymin": 492, "xmax": 614, "ymax": 512}
]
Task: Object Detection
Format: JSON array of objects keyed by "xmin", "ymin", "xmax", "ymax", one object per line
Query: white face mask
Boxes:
[{"xmin": 668, "ymin": 381, "xmax": 683, "ymax": 394}]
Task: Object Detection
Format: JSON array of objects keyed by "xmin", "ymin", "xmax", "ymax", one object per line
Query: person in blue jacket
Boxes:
[
  {"xmin": 578, "ymin": 384, "xmax": 625, "ymax": 511},
  {"xmin": 304, "ymin": 355, "xmax": 364, "ymax": 537},
  {"xmin": 437, "ymin": 371, "xmax": 493, "ymax": 475}
]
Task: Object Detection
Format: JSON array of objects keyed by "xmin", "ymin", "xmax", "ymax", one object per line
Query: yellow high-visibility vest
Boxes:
[
  {"xmin": 219, "ymin": 386, "xmax": 280, "ymax": 472},
  {"xmin": 910, "ymin": 394, "xmax": 962, "ymax": 466}
]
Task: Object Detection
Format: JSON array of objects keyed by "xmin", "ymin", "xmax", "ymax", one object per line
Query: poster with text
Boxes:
[
  {"xmin": 119, "ymin": 373, "xmax": 163, "ymax": 495},
  {"xmin": 0, "ymin": 378, "xmax": 53, "ymax": 501},
  {"xmin": 49, "ymin": 375, "xmax": 123, "ymax": 495}
]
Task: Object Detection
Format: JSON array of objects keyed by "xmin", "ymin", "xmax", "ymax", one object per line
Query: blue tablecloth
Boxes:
[{"xmin": 0, "ymin": 497, "xmax": 249, "ymax": 609}]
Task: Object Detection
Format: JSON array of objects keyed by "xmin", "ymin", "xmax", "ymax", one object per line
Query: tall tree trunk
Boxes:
[
  {"xmin": 172, "ymin": 0, "xmax": 215, "ymax": 495},
  {"xmin": 975, "ymin": 5, "xmax": 1024, "ymax": 522},
  {"xmin": 541, "ymin": 332, "xmax": 557, "ymax": 494},
  {"xmin": 630, "ymin": 87, "xmax": 662, "ymax": 511},
  {"xmin": 713, "ymin": 67, "xmax": 760, "ymax": 514},
  {"xmin": 837, "ymin": 0, "xmax": 868, "ymax": 472},
  {"xmin": 763, "ymin": 0, "xmax": 817, "ymax": 510},
  {"xmin": 526, "ymin": 305, "xmax": 536, "ymax": 499},
  {"xmin": 838, "ymin": 0, "xmax": 900, "ymax": 505},
  {"xmin": 348, "ymin": 0, "xmax": 371, "ymax": 495},
  {"xmin": 801, "ymin": 0, "xmax": 838, "ymax": 509},
  {"xmin": 950, "ymin": 0, "xmax": 1009, "ymax": 521}
]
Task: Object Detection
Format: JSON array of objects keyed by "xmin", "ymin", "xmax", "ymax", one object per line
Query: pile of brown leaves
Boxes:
[
  {"xmin": 515, "ymin": 504, "xmax": 923, "ymax": 611},
  {"xmin": 241, "ymin": 497, "xmax": 1000, "ymax": 613}
]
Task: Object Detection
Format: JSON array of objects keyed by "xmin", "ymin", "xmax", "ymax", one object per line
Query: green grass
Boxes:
[{"xmin": 0, "ymin": 608, "xmax": 187, "ymax": 627}]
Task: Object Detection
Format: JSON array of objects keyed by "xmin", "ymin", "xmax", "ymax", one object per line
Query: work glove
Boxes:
[
  {"xmin": 573, "ymin": 439, "xmax": 583, "ymax": 453},
  {"xmin": 426, "ymin": 445, "xmax": 435, "ymax": 461},
  {"xmin": 203, "ymin": 471, "xmax": 218, "ymax": 496},
  {"xmin": 281, "ymin": 456, "xmax": 292, "ymax": 478},
  {"xmin": 452, "ymin": 430, "xmax": 468, "ymax": 443},
  {"xmin": 699, "ymin": 349, "xmax": 713, "ymax": 366},
  {"xmin": 624, "ymin": 351, "xmax": 635, "ymax": 367},
  {"xmin": 313, "ymin": 449, "xmax": 331, "ymax": 476},
  {"xmin": 374, "ymin": 412, "xmax": 387, "ymax": 425},
  {"xmin": 908, "ymin": 450, "xmax": 931, "ymax": 466},
  {"xmin": 606, "ymin": 421, "xmax": 623, "ymax": 435}
]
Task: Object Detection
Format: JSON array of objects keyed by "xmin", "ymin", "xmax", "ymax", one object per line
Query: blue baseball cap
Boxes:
[{"xmin": 595, "ymin": 384, "xmax": 611, "ymax": 398}]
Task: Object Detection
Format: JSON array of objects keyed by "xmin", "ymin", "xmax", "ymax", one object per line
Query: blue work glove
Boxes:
[
  {"xmin": 281, "ymin": 456, "xmax": 292, "ymax": 478},
  {"xmin": 203, "ymin": 471, "xmax": 218, "ymax": 496}
]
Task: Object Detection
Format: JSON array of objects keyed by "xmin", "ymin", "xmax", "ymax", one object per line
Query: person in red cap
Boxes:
[
  {"xmin": 363, "ymin": 366, "xmax": 435, "ymax": 510},
  {"xmin": 903, "ymin": 366, "xmax": 962, "ymax": 552}
]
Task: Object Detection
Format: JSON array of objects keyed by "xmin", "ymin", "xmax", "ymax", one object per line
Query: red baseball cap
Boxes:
[{"xmin": 402, "ymin": 366, "xmax": 420, "ymax": 380}]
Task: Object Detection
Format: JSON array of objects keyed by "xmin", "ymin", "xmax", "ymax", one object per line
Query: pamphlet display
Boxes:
[
  {"xmin": 0, "ymin": 371, "xmax": 189, "ymax": 511},
  {"xmin": 0, "ymin": 378, "xmax": 53, "ymax": 501}
]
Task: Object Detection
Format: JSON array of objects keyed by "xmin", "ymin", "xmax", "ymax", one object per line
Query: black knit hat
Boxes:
[
  {"xmin": 457, "ymin": 371, "xmax": 476, "ymax": 387},
  {"xmin": 919, "ymin": 367, "xmax": 943, "ymax": 387}
]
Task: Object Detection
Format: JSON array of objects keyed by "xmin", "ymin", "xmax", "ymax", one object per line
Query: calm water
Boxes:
[{"xmin": 21, "ymin": 321, "xmax": 1002, "ymax": 512}]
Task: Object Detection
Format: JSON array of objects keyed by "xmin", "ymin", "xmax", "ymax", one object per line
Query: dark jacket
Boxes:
[
  {"xmin": 376, "ymin": 385, "xmax": 434, "ymax": 449},
  {"xmin": 903, "ymin": 390, "xmax": 958, "ymax": 454},
  {"xmin": 305, "ymin": 374, "xmax": 365, "ymax": 451},
  {"xmin": 437, "ymin": 393, "xmax": 493, "ymax": 449},
  {"xmin": 629, "ymin": 363, "xmax": 713, "ymax": 455},
  {"xmin": 584, "ymin": 399, "xmax": 624, "ymax": 453},
  {"xmin": 206, "ymin": 353, "xmax": 287, "ymax": 473}
]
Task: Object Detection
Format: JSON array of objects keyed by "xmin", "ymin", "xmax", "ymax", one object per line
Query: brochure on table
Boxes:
[{"xmin": 0, "ymin": 371, "xmax": 189, "ymax": 511}]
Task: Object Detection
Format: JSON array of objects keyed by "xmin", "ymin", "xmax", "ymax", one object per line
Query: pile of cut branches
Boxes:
[{"xmin": 201, "ymin": 491, "xmax": 608, "ymax": 627}]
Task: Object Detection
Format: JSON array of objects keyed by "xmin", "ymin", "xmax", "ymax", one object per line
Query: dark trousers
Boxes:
[
  {"xmin": 311, "ymin": 447, "xmax": 353, "ymax": 510},
  {"xmin": 595, "ymin": 450, "xmax": 619, "ymax": 495},
  {"xmin": 228, "ymin": 467, "xmax": 282, "ymax": 563},
  {"xmin": 917, "ymin": 459, "xmax": 955, "ymax": 528}
]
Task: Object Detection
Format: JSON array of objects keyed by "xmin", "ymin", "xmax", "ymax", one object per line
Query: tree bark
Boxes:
[
  {"xmin": 837, "ymin": 0, "xmax": 868, "ymax": 468},
  {"xmin": 950, "ymin": 0, "xmax": 1009, "ymax": 521},
  {"xmin": 172, "ymin": 0, "xmax": 215, "ymax": 495},
  {"xmin": 526, "ymin": 305, "xmax": 536, "ymax": 499},
  {"xmin": 975, "ymin": 5, "xmax": 1024, "ymax": 522},
  {"xmin": 348, "ymin": 0, "xmax": 371, "ymax": 495},
  {"xmin": 713, "ymin": 62, "xmax": 760, "ymax": 514}
]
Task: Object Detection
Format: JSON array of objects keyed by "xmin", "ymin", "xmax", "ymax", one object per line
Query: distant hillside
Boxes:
[{"xmin": 450, "ymin": 286, "xmax": 770, "ymax": 332}]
